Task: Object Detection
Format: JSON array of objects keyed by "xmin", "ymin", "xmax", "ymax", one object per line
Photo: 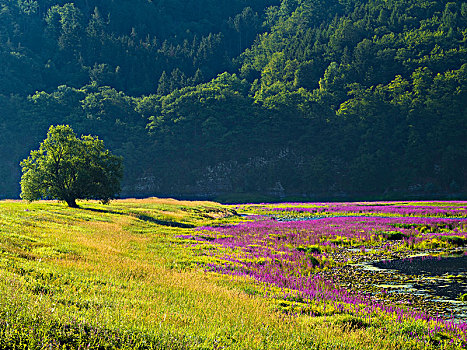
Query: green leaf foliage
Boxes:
[
  {"xmin": 0, "ymin": 0, "xmax": 465, "ymax": 199},
  {"xmin": 20, "ymin": 125, "xmax": 123, "ymax": 207}
]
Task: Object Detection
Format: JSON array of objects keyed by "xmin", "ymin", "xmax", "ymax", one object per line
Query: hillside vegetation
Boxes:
[{"xmin": 0, "ymin": 0, "xmax": 466, "ymax": 198}]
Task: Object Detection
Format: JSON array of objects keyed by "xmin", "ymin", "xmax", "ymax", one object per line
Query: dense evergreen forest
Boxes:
[{"xmin": 0, "ymin": 0, "xmax": 466, "ymax": 199}]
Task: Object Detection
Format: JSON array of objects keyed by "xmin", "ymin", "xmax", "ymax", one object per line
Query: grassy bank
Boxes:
[{"xmin": 0, "ymin": 199, "xmax": 464, "ymax": 349}]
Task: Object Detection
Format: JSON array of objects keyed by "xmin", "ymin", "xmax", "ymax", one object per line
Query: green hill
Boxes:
[{"xmin": 0, "ymin": 0, "xmax": 465, "ymax": 199}]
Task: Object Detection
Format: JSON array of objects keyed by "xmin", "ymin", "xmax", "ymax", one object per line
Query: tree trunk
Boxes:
[{"xmin": 66, "ymin": 198, "xmax": 78, "ymax": 208}]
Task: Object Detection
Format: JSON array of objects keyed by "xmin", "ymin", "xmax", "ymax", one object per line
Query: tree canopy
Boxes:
[
  {"xmin": 20, "ymin": 125, "xmax": 123, "ymax": 207},
  {"xmin": 1, "ymin": 0, "xmax": 466, "ymax": 199}
]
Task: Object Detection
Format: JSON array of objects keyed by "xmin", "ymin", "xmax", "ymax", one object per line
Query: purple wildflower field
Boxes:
[{"xmin": 185, "ymin": 201, "xmax": 467, "ymax": 346}]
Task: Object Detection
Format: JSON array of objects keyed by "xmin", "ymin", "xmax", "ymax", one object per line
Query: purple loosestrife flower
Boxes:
[{"xmin": 194, "ymin": 201, "xmax": 467, "ymax": 336}]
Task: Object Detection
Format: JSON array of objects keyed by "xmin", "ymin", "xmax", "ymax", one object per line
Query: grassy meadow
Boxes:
[{"xmin": 0, "ymin": 198, "xmax": 465, "ymax": 349}]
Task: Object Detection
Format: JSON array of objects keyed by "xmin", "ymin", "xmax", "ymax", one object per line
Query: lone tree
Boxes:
[{"xmin": 20, "ymin": 125, "xmax": 123, "ymax": 207}]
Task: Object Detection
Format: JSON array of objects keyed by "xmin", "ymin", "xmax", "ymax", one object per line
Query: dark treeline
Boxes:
[{"xmin": 0, "ymin": 0, "xmax": 466, "ymax": 199}]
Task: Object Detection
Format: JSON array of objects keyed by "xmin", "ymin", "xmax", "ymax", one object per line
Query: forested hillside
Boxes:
[{"xmin": 1, "ymin": 0, "xmax": 466, "ymax": 199}]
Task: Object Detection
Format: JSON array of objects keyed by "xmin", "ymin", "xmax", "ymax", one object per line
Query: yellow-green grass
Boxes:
[{"xmin": 0, "ymin": 199, "xmax": 461, "ymax": 349}]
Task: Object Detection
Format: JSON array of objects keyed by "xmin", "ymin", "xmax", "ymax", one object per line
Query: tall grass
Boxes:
[{"xmin": 0, "ymin": 199, "xmax": 463, "ymax": 349}]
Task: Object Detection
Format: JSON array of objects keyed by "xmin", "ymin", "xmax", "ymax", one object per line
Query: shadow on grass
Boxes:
[
  {"xmin": 82, "ymin": 207, "xmax": 196, "ymax": 228},
  {"xmin": 136, "ymin": 214, "xmax": 195, "ymax": 228},
  {"xmin": 81, "ymin": 207, "xmax": 123, "ymax": 216}
]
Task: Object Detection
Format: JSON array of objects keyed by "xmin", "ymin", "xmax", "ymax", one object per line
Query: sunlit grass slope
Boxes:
[{"xmin": 0, "ymin": 199, "xmax": 458, "ymax": 349}]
